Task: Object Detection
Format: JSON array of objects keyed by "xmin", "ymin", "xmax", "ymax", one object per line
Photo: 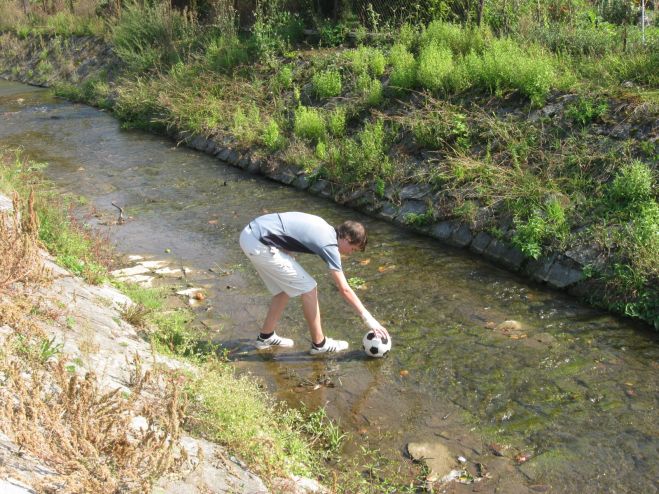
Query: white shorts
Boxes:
[{"xmin": 240, "ymin": 225, "xmax": 317, "ymax": 297}]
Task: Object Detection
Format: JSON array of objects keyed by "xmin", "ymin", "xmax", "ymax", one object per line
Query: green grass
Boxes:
[{"xmin": 0, "ymin": 148, "xmax": 111, "ymax": 285}]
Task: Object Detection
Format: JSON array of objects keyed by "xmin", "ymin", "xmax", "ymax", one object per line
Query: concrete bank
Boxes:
[{"xmin": 0, "ymin": 194, "xmax": 324, "ymax": 494}]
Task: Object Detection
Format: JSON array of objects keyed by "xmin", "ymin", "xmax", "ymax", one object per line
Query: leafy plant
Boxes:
[
  {"xmin": 204, "ymin": 35, "xmax": 249, "ymax": 73},
  {"xmin": 312, "ymin": 69, "xmax": 342, "ymax": 99},
  {"xmin": 607, "ymin": 161, "xmax": 654, "ymax": 209},
  {"xmin": 261, "ymin": 119, "xmax": 285, "ymax": 151},
  {"xmin": 388, "ymin": 44, "xmax": 416, "ymax": 91},
  {"xmin": 565, "ymin": 97, "xmax": 608, "ymax": 127},
  {"xmin": 327, "ymin": 107, "xmax": 347, "ymax": 137},
  {"xmin": 417, "ymin": 43, "xmax": 454, "ymax": 92},
  {"xmin": 294, "ymin": 106, "xmax": 326, "ymax": 142},
  {"xmin": 356, "ymin": 74, "xmax": 383, "ymax": 106}
]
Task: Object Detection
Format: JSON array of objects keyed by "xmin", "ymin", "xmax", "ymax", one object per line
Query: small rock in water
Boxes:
[
  {"xmin": 496, "ymin": 320, "xmax": 522, "ymax": 332},
  {"xmin": 514, "ymin": 452, "xmax": 531, "ymax": 464},
  {"xmin": 193, "ymin": 292, "xmax": 206, "ymax": 301},
  {"xmin": 488, "ymin": 443, "xmax": 507, "ymax": 456},
  {"xmin": 399, "ymin": 369, "xmax": 409, "ymax": 377}
]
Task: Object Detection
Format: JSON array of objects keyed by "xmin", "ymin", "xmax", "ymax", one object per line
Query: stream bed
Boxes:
[{"xmin": 1, "ymin": 80, "xmax": 657, "ymax": 493}]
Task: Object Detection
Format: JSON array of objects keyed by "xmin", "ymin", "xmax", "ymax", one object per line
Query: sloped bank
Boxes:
[{"xmin": 1, "ymin": 31, "xmax": 656, "ymax": 329}]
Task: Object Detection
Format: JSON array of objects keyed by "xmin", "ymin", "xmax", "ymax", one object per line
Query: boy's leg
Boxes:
[
  {"xmin": 301, "ymin": 287, "xmax": 323, "ymax": 345},
  {"xmin": 263, "ymin": 291, "xmax": 290, "ymax": 334}
]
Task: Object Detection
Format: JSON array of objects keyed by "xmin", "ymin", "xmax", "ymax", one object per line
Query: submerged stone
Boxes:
[{"xmin": 407, "ymin": 441, "xmax": 455, "ymax": 482}]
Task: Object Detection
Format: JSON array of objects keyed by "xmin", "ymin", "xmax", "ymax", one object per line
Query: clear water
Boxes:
[{"xmin": 1, "ymin": 81, "xmax": 657, "ymax": 493}]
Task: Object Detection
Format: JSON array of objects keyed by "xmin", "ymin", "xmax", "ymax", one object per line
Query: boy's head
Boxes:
[{"xmin": 336, "ymin": 220, "xmax": 368, "ymax": 252}]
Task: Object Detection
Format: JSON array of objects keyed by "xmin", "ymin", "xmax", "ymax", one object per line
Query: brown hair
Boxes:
[{"xmin": 336, "ymin": 220, "xmax": 368, "ymax": 251}]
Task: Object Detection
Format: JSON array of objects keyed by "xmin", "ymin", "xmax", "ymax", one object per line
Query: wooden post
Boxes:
[{"xmin": 478, "ymin": 0, "xmax": 485, "ymax": 26}]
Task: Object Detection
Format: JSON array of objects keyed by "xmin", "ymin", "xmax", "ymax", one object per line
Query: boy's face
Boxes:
[{"xmin": 338, "ymin": 237, "xmax": 361, "ymax": 255}]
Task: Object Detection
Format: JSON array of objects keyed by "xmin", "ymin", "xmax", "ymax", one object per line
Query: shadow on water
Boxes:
[{"xmin": 1, "ymin": 80, "xmax": 657, "ymax": 493}]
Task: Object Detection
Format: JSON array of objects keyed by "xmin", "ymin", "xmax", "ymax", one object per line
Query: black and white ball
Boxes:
[{"xmin": 362, "ymin": 331, "xmax": 391, "ymax": 358}]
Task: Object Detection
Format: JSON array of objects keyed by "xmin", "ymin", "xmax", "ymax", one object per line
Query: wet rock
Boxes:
[
  {"xmin": 546, "ymin": 260, "xmax": 582, "ymax": 288},
  {"xmin": 155, "ymin": 266, "xmax": 183, "ymax": 277},
  {"xmin": 525, "ymin": 254, "xmax": 556, "ymax": 283},
  {"xmin": 293, "ymin": 175, "xmax": 311, "ymax": 190},
  {"xmin": 111, "ymin": 265, "xmax": 151, "ymax": 277},
  {"xmin": 247, "ymin": 158, "xmax": 261, "ymax": 174},
  {"xmin": 483, "ymin": 238, "xmax": 526, "ymax": 271},
  {"xmin": 309, "ymin": 179, "xmax": 330, "ymax": 195},
  {"xmin": 470, "ymin": 231, "xmax": 492, "ymax": 255},
  {"xmin": 270, "ymin": 167, "xmax": 297, "ymax": 185},
  {"xmin": 534, "ymin": 332, "xmax": 556, "ymax": 345},
  {"xmin": 215, "ymin": 147, "xmax": 231, "ymax": 162},
  {"xmin": 449, "ymin": 224, "xmax": 473, "ymax": 247},
  {"xmin": 378, "ymin": 202, "xmax": 397, "ymax": 221},
  {"xmin": 397, "ymin": 199, "xmax": 427, "ymax": 219},
  {"xmin": 272, "ymin": 475, "xmax": 328, "ymax": 493},
  {"xmin": 227, "ymin": 149, "xmax": 240, "ymax": 165},
  {"xmin": 236, "ymin": 155, "xmax": 250, "ymax": 169},
  {"xmin": 430, "ymin": 221, "xmax": 456, "ymax": 241},
  {"xmin": 188, "ymin": 135, "xmax": 209, "ymax": 152},
  {"xmin": 496, "ymin": 320, "xmax": 522, "ymax": 332},
  {"xmin": 399, "ymin": 184, "xmax": 430, "ymax": 201},
  {"xmin": 407, "ymin": 441, "xmax": 456, "ymax": 482}
]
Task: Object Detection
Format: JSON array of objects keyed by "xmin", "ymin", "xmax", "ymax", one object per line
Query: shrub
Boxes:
[
  {"xmin": 398, "ymin": 23, "xmax": 418, "ymax": 50},
  {"xmin": 417, "ymin": 43, "xmax": 453, "ymax": 92},
  {"xmin": 607, "ymin": 161, "xmax": 655, "ymax": 209},
  {"xmin": 511, "ymin": 197, "xmax": 568, "ymax": 259},
  {"xmin": 336, "ymin": 120, "xmax": 392, "ymax": 183},
  {"xmin": 356, "ymin": 74, "xmax": 383, "ymax": 106},
  {"xmin": 413, "ymin": 111, "xmax": 470, "ymax": 151},
  {"xmin": 261, "ymin": 119, "xmax": 285, "ymax": 151},
  {"xmin": 327, "ymin": 107, "xmax": 347, "ymax": 136},
  {"xmin": 113, "ymin": 1, "xmax": 196, "ymax": 73},
  {"xmin": 463, "ymin": 38, "xmax": 557, "ymax": 105},
  {"xmin": 420, "ymin": 21, "xmax": 490, "ymax": 55},
  {"xmin": 346, "ymin": 46, "xmax": 386, "ymax": 77},
  {"xmin": 274, "ymin": 65, "xmax": 294, "ymax": 91},
  {"xmin": 312, "ymin": 69, "xmax": 342, "ymax": 99},
  {"xmin": 232, "ymin": 105, "xmax": 261, "ymax": 145},
  {"xmin": 251, "ymin": 1, "xmax": 304, "ymax": 59},
  {"xmin": 565, "ymin": 97, "xmax": 608, "ymax": 127},
  {"xmin": 204, "ymin": 35, "xmax": 249, "ymax": 73},
  {"xmin": 388, "ymin": 44, "xmax": 416, "ymax": 91},
  {"xmin": 527, "ymin": 24, "xmax": 618, "ymax": 56},
  {"xmin": 294, "ymin": 106, "xmax": 326, "ymax": 142}
]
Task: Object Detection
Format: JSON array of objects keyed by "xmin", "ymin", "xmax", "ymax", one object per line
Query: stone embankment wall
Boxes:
[{"xmin": 0, "ymin": 32, "xmax": 646, "ymax": 323}]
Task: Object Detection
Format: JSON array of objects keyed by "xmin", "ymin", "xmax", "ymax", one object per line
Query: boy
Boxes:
[{"xmin": 240, "ymin": 212, "xmax": 388, "ymax": 354}]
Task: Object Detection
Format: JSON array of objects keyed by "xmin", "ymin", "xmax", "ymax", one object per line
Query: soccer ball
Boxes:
[{"xmin": 362, "ymin": 331, "xmax": 391, "ymax": 358}]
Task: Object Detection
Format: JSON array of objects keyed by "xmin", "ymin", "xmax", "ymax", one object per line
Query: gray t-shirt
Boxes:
[{"xmin": 250, "ymin": 212, "xmax": 342, "ymax": 271}]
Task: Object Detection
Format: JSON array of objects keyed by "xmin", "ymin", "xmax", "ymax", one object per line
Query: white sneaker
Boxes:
[
  {"xmin": 309, "ymin": 337, "xmax": 349, "ymax": 355},
  {"xmin": 255, "ymin": 332, "xmax": 294, "ymax": 350}
]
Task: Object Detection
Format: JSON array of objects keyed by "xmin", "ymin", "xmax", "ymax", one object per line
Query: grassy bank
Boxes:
[
  {"xmin": 0, "ymin": 146, "xmax": 425, "ymax": 492},
  {"xmin": 3, "ymin": 0, "xmax": 652, "ymax": 327}
]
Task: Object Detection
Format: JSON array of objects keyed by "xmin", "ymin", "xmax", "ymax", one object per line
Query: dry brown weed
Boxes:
[
  {"xmin": 0, "ymin": 338, "xmax": 187, "ymax": 493},
  {"xmin": 0, "ymin": 191, "xmax": 48, "ymax": 292}
]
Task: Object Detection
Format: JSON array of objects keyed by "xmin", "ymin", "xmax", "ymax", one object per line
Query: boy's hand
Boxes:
[{"xmin": 362, "ymin": 312, "xmax": 389, "ymax": 339}]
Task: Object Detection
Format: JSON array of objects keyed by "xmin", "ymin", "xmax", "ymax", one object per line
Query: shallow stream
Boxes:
[{"xmin": 1, "ymin": 80, "xmax": 657, "ymax": 493}]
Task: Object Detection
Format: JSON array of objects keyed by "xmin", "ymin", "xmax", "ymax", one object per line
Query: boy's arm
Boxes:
[{"xmin": 329, "ymin": 270, "xmax": 388, "ymax": 336}]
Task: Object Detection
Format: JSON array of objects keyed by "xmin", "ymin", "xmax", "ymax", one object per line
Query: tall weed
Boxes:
[
  {"xmin": 388, "ymin": 44, "xmax": 416, "ymax": 91},
  {"xmin": 420, "ymin": 21, "xmax": 490, "ymax": 55},
  {"xmin": 417, "ymin": 43, "xmax": 453, "ymax": 92},
  {"xmin": 113, "ymin": 1, "xmax": 197, "ymax": 73},
  {"xmin": 294, "ymin": 106, "xmax": 326, "ymax": 142}
]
